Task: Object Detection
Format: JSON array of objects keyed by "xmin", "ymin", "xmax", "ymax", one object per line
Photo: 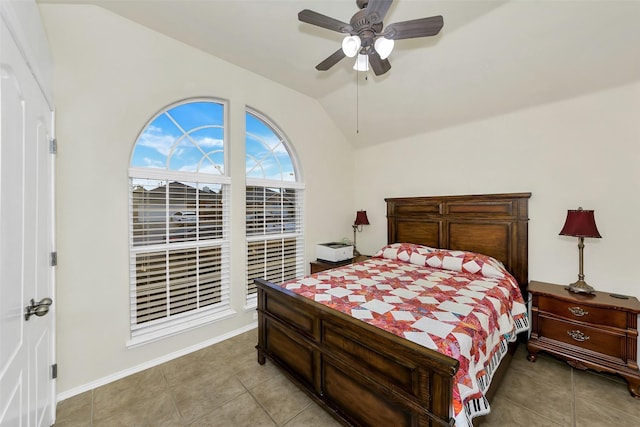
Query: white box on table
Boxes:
[{"xmin": 316, "ymin": 242, "xmax": 353, "ymax": 263}]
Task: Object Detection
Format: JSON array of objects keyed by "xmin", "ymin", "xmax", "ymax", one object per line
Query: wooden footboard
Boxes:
[{"xmin": 256, "ymin": 278, "xmax": 458, "ymax": 427}]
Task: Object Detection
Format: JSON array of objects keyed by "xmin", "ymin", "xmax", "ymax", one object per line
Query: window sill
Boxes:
[
  {"xmin": 244, "ymin": 294, "xmax": 257, "ymax": 311},
  {"xmin": 126, "ymin": 307, "xmax": 237, "ymax": 349}
]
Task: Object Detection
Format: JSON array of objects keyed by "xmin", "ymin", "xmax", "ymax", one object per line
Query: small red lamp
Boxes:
[
  {"xmin": 352, "ymin": 210, "xmax": 369, "ymax": 257},
  {"xmin": 559, "ymin": 207, "xmax": 602, "ymax": 294}
]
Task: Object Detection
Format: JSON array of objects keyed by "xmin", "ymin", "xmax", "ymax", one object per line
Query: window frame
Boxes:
[
  {"xmin": 245, "ymin": 107, "xmax": 305, "ymax": 308},
  {"xmin": 127, "ymin": 98, "xmax": 233, "ymax": 347}
]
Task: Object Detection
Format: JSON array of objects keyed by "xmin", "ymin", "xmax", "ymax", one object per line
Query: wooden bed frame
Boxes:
[{"xmin": 256, "ymin": 193, "xmax": 531, "ymax": 426}]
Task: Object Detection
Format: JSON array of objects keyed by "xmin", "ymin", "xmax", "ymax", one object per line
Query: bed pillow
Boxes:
[
  {"xmin": 373, "ymin": 243, "xmax": 506, "ymax": 279},
  {"xmin": 373, "ymin": 243, "xmax": 437, "ymax": 265}
]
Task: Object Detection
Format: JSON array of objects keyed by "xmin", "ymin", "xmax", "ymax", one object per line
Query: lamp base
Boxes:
[{"xmin": 565, "ymin": 280, "xmax": 596, "ymax": 295}]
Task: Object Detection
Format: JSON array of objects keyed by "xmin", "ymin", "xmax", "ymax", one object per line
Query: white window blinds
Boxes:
[{"xmin": 245, "ymin": 186, "xmax": 304, "ymax": 297}]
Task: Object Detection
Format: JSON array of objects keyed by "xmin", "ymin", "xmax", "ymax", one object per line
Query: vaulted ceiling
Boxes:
[{"xmin": 38, "ymin": 1, "xmax": 640, "ymax": 147}]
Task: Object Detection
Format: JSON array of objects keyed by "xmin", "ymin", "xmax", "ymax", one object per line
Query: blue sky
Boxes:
[{"xmin": 131, "ymin": 101, "xmax": 295, "ymax": 182}]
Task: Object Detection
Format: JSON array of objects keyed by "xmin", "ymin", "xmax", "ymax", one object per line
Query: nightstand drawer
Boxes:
[
  {"xmin": 538, "ymin": 296, "xmax": 627, "ymax": 328},
  {"xmin": 528, "ymin": 280, "xmax": 640, "ymax": 398},
  {"xmin": 538, "ymin": 315, "xmax": 625, "ymax": 360}
]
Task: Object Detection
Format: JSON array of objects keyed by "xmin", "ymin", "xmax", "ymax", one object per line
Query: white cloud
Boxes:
[
  {"xmin": 142, "ymin": 157, "xmax": 165, "ymax": 168},
  {"xmin": 246, "ymin": 131, "xmax": 287, "ymax": 154},
  {"xmin": 137, "ymin": 125, "xmax": 175, "ymax": 156},
  {"xmin": 194, "ymin": 136, "xmax": 223, "ymax": 148}
]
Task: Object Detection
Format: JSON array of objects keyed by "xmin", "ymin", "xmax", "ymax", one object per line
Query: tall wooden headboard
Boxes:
[{"xmin": 386, "ymin": 193, "xmax": 531, "ymax": 294}]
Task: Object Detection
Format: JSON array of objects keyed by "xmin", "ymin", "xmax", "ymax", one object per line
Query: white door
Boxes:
[{"xmin": 0, "ymin": 16, "xmax": 56, "ymax": 427}]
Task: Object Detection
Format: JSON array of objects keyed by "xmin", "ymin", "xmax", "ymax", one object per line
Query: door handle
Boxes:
[{"xmin": 25, "ymin": 297, "xmax": 53, "ymax": 321}]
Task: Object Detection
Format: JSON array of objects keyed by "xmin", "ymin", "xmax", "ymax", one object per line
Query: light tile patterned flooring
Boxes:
[{"xmin": 54, "ymin": 328, "xmax": 640, "ymax": 426}]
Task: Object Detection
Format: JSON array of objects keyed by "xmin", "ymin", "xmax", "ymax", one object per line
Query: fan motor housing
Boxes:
[{"xmin": 350, "ymin": 9, "xmax": 383, "ymax": 40}]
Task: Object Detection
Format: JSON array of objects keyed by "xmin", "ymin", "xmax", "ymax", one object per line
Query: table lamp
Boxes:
[
  {"xmin": 559, "ymin": 207, "xmax": 601, "ymax": 294},
  {"xmin": 352, "ymin": 210, "xmax": 369, "ymax": 257}
]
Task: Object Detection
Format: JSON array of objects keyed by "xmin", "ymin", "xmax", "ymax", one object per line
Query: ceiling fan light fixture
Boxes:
[
  {"xmin": 342, "ymin": 35, "xmax": 361, "ymax": 58},
  {"xmin": 353, "ymin": 54, "xmax": 369, "ymax": 72},
  {"xmin": 374, "ymin": 37, "xmax": 394, "ymax": 60},
  {"xmin": 299, "ymin": 5, "xmax": 444, "ymax": 77}
]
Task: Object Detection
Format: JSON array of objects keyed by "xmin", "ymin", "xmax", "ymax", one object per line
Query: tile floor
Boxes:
[{"xmin": 54, "ymin": 328, "xmax": 640, "ymax": 426}]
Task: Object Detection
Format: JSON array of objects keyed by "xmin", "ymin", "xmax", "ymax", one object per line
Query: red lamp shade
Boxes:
[
  {"xmin": 354, "ymin": 210, "xmax": 370, "ymax": 226},
  {"xmin": 559, "ymin": 208, "xmax": 601, "ymax": 238}
]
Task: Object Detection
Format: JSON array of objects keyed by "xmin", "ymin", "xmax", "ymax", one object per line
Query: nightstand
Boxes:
[
  {"xmin": 527, "ymin": 280, "xmax": 640, "ymax": 398},
  {"xmin": 310, "ymin": 255, "xmax": 369, "ymax": 274}
]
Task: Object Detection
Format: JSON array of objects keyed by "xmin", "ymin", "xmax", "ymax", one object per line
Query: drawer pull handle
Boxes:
[
  {"xmin": 568, "ymin": 306, "xmax": 588, "ymax": 317},
  {"xmin": 567, "ymin": 330, "xmax": 590, "ymax": 342}
]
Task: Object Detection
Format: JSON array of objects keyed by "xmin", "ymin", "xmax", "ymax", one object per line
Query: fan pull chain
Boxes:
[
  {"xmin": 356, "ymin": 69, "xmax": 359, "ymax": 134},
  {"xmin": 356, "ymin": 70, "xmax": 369, "ymax": 133},
  {"xmin": 355, "ymin": 70, "xmax": 368, "ymax": 134}
]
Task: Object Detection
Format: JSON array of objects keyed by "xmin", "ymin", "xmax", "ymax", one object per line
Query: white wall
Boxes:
[
  {"xmin": 354, "ymin": 82, "xmax": 640, "ymax": 301},
  {"xmin": 39, "ymin": 4, "xmax": 355, "ymax": 397}
]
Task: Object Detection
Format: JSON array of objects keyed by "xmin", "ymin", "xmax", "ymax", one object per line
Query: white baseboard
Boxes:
[{"xmin": 56, "ymin": 322, "xmax": 258, "ymax": 403}]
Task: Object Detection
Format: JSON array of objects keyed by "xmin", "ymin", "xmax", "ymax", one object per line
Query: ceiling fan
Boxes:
[{"xmin": 298, "ymin": 0, "xmax": 444, "ymax": 76}]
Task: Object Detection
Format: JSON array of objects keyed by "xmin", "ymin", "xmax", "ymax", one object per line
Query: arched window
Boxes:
[
  {"xmin": 128, "ymin": 99, "xmax": 231, "ymax": 345},
  {"xmin": 245, "ymin": 108, "xmax": 304, "ymax": 304}
]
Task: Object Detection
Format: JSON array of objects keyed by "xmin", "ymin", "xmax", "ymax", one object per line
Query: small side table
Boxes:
[
  {"xmin": 310, "ymin": 255, "xmax": 370, "ymax": 274},
  {"xmin": 527, "ymin": 280, "xmax": 640, "ymax": 399}
]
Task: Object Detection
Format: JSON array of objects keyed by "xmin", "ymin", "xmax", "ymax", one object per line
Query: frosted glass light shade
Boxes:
[
  {"xmin": 374, "ymin": 37, "xmax": 394, "ymax": 60},
  {"xmin": 353, "ymin": 54, "xmax": 369, "ymax": 71},
  {"xmin": 342, "ymin": 36, "xmax": 361, "ymax": 58}
]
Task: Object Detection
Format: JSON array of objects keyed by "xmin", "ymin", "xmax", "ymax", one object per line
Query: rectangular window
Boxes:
[
  {"xmin": 245, "ymin": 185, "xmax": 304, "ymax": 302},
  {"xmin": 129, "ymin": 179, "xmax": 231, "ymax": 344}
]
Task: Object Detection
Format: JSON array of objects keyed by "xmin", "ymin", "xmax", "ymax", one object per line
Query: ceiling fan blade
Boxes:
[
  {"xmin": 316, "ymin": 48, "xmax": 347, "ymax": 71},
  {"xmin": 368, "ymin": 50, "xmax": 391, "ymax": 76},
  {"xmin": 298, "ymin": 9, "xmax": 352, "ymax": 33},
  {"xmin": 384, "ymin": 15, "xmax": 444, "ymax": 40},
  {"xmin": 364, "ymin": 0, "xmax": 393, "ymax": 24}
]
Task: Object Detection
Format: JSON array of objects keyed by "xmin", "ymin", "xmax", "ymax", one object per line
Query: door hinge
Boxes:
[
  {"xmin": 49, "ymin": 138, "xmax": 57, "ymax": 154},
  {"xmin": 50, "ymin": 251, "xmax": 57, "ymax": 267},
  {"xmin": 51, "ymin": 364, "xmax": 58, "ymax": 379}
]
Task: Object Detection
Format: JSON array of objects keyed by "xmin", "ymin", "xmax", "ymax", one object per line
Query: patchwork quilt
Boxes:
[{"xmin": 280, "ymin": 243, "xmax": 529, "ymax": 427}]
